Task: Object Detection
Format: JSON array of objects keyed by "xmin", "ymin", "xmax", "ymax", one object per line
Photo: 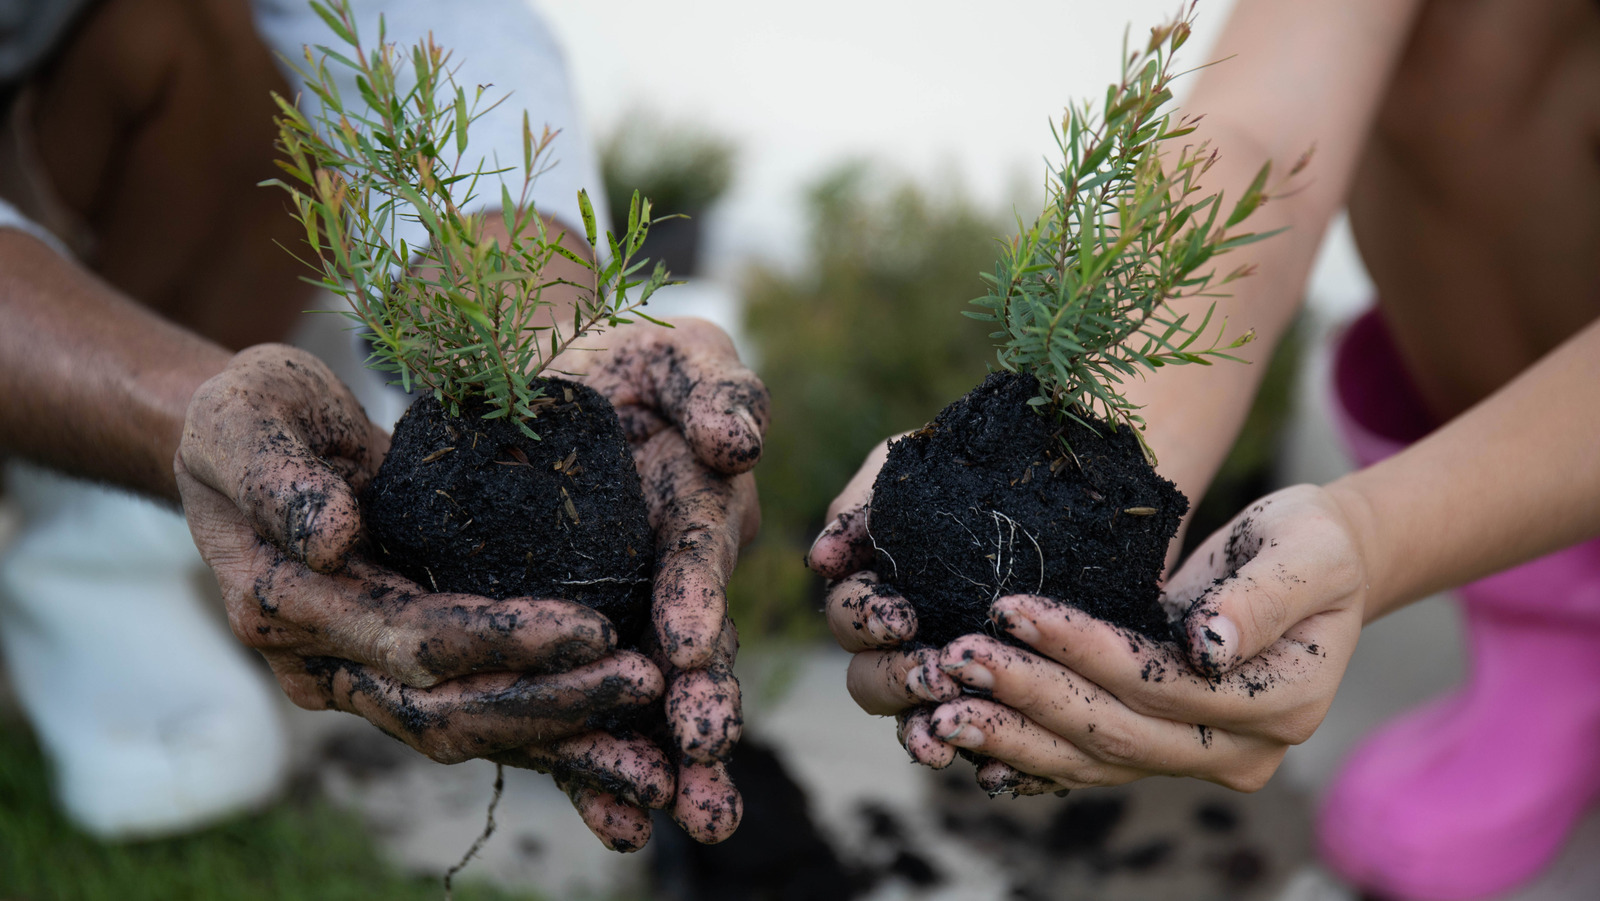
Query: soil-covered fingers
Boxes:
[
  {"xmin": 271, "ymin": 650, "xmax": 664, "ymax": 764},
  {"xmin": 178, "ymin": 344, "xmax": 387, "ymax": 573},
  {"xmin": 666, "ymin": 646, "xmax": 743, "ymax": 763},
  {"xmin": 496, "ymin": 731, "xmax": 675, "ymax": 811},
  {"xmin": 807, "ymin": 439, "xmax": 893, "ymax": 579},
  {"xmin": 928, "ymin": 697, "xmax": 1145, "ymax": 790},
  {"xmin": 1168, "ymin": 486, "xmax": 1368, "ymax": 677},
  {"xmin": 672, "ymin": 760, "xmax": 742, "ymax": 845},
  {"xmin": 974, "ymin": 759, "xmax": 1067, "ymax": 797},
  {"xmin": 824, "ymin": 571, "xmax": 916, "ymax": 651},
  {"xmin": 936, "ymin": 634, "xmax": 1287, "ymax": 786},
  {"xmin": 897, "ymin": 707, "xmax": 957, "ymax": 768},
  {"xmin": 992, "ymin": 594, "xmax": 1341, "ymax": 747},
  {"xmin": 570, "ymin": 318, "xmax": 770, "ymax": 474},
  {"xmin": 560, "ymin": 782, "xmax": 654, "ymax": 853},
  {"xmin": 638, "ymin": 427, "xmax": 755, "ymax": 671},
  {"xmin": 846, "ymin": 646, "xmax": 960, "ymax": 716},
  {"xmin": 188, "ymin": 474, "xmax": 620, "ymax": 687}
]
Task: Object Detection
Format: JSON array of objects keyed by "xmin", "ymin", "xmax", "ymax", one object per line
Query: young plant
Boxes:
[
  {"xmin": 966, "ymin": 2, "xmax": 1297, "ymax": 455},
  {"xmin": 266, "ymin": 0, "xmax": 670, "ymax": 437}
]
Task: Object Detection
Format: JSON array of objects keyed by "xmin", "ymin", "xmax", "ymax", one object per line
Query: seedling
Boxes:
[
  {"xmin": 267, "ymin": 0, "xmax": 671, "ymax": 438},
  {"xmin": 967, "ymin": 2, "xmax": 1295, "ymax": 459},
  {"xmin": 870, "ymin": 3, "xmax": 1292, "ymax": 647}
]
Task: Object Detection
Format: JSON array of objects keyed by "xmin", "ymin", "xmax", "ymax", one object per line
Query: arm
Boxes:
[{"xmin": 0, "ymin": 229, "xmax": 229, "ymax": 499}]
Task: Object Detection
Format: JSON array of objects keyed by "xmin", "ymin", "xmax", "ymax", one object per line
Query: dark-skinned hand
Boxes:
[{"xmin": 178, "ymin": 322, "xmax": 765, "ymax": 850}]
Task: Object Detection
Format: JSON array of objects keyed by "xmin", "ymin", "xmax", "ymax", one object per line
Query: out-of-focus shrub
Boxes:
[
  {"xmin": 728, "ymin": 163, "xmax": 1003, "ymax": 642},
  {"xmin": 600, "ymin": 113, "xmax": 736, "ymax": 277}
]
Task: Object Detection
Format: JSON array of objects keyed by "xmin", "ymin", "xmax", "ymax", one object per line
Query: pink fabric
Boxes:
[{"xmin": 1316, "ymin": 309, "xmax": 1600, "ymax": 900}]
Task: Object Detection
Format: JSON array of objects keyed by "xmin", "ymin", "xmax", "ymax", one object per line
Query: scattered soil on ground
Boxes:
[
  {"xmin": 364, "ymin": 379, "xmax": 654, "ymax": 641},
  {"xmin": 870, "ymin": 371, "xmax": 1186, "ymax": 646}
]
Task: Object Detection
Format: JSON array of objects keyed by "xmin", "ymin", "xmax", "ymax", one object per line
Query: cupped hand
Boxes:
[
  {"xmin": 557, "ymin": 317, "xmax": 767, "ymax": 847},
  {"xmin": 807, "ymin": 438, "xmax": 971, "ymax": 765},
  {"xmin": 177, "ymin": 344, "xmax": 676, "ymax": 844},
  {"xmin": 892, "ymin": 484, "xmax": 1371, "ymax": 794}
]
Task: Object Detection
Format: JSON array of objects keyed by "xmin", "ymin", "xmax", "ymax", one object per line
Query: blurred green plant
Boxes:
[
  {"xmin": 600, "ymin": 112, "xmax": 736, "ymax": 225},
  {"xmin": 726, "ymin": 163, "xmax": 1002, "ymax": 642},
  {"xmin": 0, "ymin": 716, "xmax": 543, "ymax": 901}
]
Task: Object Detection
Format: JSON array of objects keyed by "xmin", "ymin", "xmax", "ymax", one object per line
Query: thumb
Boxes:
[
  {"xmin": 1176, "ymin": 497, "xmax": 1361, "ymax": 676},
  {"xmin": 179, "ymin": 345, "xmax": 384, "ymax": 573}
]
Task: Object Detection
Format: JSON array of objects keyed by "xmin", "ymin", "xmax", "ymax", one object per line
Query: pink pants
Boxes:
[{"xmin": 1317, "ymin": 309, "xmax": 1600, "ymax": 900}]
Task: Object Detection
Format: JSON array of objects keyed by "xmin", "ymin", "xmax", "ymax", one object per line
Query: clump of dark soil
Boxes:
[
  {"xmin": 870, "ymin": 371, "xmax": 1186, "ymax": 647},
  {"xmin": 364, "ymin": 378, "xmax": 654, "ymax": 641}
]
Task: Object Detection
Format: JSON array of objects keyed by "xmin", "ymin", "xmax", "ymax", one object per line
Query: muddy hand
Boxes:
[
  {"xmin": 562, "ymin": 317, "xmax": 769, "ymax": 477},
  {"xmin": 178, "ymin": 345, "xmax": 659, "ymax": 763},
  {"xmin": 637, "ymin": 425, "xmax": 752, "ymax": 844},
  {"xmin": 807, "ymin": 439, "xmax": 965, "ymax": 752},
  {"xmin": 915, "ymin": 484, "xmax": 1370, "ymax": 793}
]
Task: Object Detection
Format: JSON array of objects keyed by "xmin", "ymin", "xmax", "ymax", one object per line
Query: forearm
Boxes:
[
  {"xmin": 1130, "ymin": 0, "xmax": 1424, "ymax": 500},
  {"xmin": 0, "ymin": 230, "xmax": 230, "ymax": 501},
  {"xmin": 1333, "ymin": 317, "xmax": 1600, "ymax": 621}
]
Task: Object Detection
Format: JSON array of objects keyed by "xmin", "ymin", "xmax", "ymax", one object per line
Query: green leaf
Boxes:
[
  {"xmin": 578, "ymin": 189, "xmax": 598, "ymax": 249},
  {"xmin": 309, "ymin": 2, "xmax": 356, "ymax": 46}
]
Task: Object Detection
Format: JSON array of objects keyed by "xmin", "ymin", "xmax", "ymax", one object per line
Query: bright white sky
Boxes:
[
  {"xmin": 535, "ymin": 0, "xmax": 1371, "ymax": 318},
  {"xmin": 535, "ymin": 0, "xmax": 1240, "ymax": 271}
]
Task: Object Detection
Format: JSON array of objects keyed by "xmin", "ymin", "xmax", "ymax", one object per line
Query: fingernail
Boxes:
[
  {"xmin": 867, "ymin": 611, "xmax": 889, "ymax": 643},
  {"xmin": 1054, "ymin": 788, "xmax": 1073, "ymax": 798},
  {"xmin": 939, "ymin": 723, "xmax": 983, "ymax": 747},
  {"xmin": 998, "ymin": 606, "xmax": 1042, "ymax": 647},
  {"xmin": 807, "ymin": 518, "xmax": 843, "ymax": 563},
  {"xmin": 941, "ymin": 660, "xmax": 994, "ymax": 691},
  {"xmin": 734, "ymin": 406, "xmax": 761, "ymax": 444},
  {"xmin": 907, "ymin": 666, "xmax": 936, "ymax": 702},
  {"xmin": 1198, "ymin": 615, "xmax": 1238, "ymax": 672},
  {"xmin": 878, "ymin": 604, "xmax": 911, "ymax": 640}
]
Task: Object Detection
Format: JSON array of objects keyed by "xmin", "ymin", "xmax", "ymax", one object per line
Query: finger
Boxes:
[
  {"xmin": 584, "ymin": 319, "xmax": 770, "ymax": 474},
  {"xmin": 974, "ymin": 759, "xmax": 1065, "ymax": 797},
  {"xmin": 187, "ymin": 474, "xmax": 619, "ymax": 686},
  {"xmin": 846, "ymin": 647, "xmax": 960, "ymax": 716},
  {"xmin": 275, "ymin": 650, "xmax": 663, "ymax": 764},
  {"xmin": 1175, "ymin": 497, "xmax": 1364, "ymax": 674},
  {"xmin": 638, "ymin": 429, "xmax": 752, "ymax": 671},
  {"xmin": 496, "ymin": 732, "xmax": 674, "ymax": 810},
  {"xmin": 824, "ymin": 571, "xmax": 916, "ymax": 651},
  {"xmin": 667, "ymin": 658, "xmax": 743, "ymax": 764},
  {"xmin": 930, "ymin": 698, "xmax": 1143, "ymax": 789},
  {"xmin": 807, "ymin": 504, "xmax": 875, "ymax": 578},
  {"xmin": 992, "ymin": 594, "xmax": 1333, "ymax": 737},
  {"xmin": 560, "ymin": 782, "xmax": 653, "ymax": 853},
  {"xmin": 179, "ymin": 345, "xmax": 385, "ymax": 572},
  {"xmin": 808, "ymin": 439, "xmax": 892, "ymax": 579},
  {"xmin": 897, "ymin": 707, "xmax": 957, "ymax": 768},
  {"xmin": 673, "ymin": 760, "xmax": 742, "ymax": 845},
  {"xmin": 938, "ymin": 634, "xmax": 1277, "ymax": 780}
]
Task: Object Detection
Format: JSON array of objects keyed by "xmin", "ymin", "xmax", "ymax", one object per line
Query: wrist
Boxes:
[{"xmin": 1322, "ymin": 474, "xmax": 1392, "ymax": 623}]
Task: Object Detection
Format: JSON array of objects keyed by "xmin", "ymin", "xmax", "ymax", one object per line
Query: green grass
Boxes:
[{"xmin": 0, "ymin": 717, "xmax": 540, "ymax": 901}]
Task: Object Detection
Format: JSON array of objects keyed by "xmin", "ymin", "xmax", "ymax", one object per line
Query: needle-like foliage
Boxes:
[
  {"xmin": 967, "ymin": 3, "xmax": 1295, "ymax": 455},
  {"xmin": 266, "ymin": 0, "xmax": 671, "ymax": 437}
]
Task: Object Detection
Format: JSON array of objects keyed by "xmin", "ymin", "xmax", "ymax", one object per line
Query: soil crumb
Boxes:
[
  {"xmin": 871, "ymin": 371, "xmax": 1187, "ymax": 646},
  {"xmin": 364, "ymin": 380, "xmax": 654, "ymax": 640}
]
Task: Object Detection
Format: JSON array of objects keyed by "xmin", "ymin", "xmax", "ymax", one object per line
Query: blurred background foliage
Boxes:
[
  {"xmin": 726, "ymin": 163, "xmax": 1006, "ymax": 643},
  {"xmin": 600, "ymin": 113, "xmax": 737, "ymax": 277},
  {"xmin": 0, "ymin": 714, "xmax": 545, "ymax": 901}
]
